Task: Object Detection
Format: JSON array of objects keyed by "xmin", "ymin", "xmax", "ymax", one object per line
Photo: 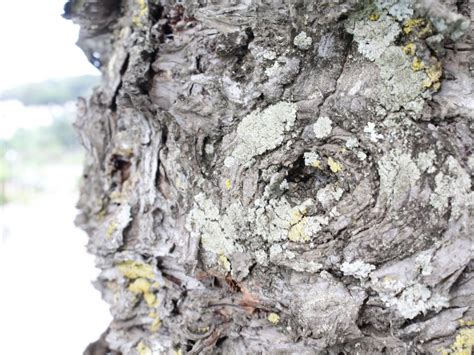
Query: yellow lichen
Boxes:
[
  {"xmin": 144, "ymin": 292, "xmax": 159, "ymax": 308},
  {"xmin": 311, "ymin": 159, "xmax": 322, "ymax": 169},
  {"xmin": 444, "ymin": 327, "xmax": 474, "ymax": 355},
  {"xmin": 137, "ymin": 341, "xmax": 152, "ymax": 355},
  {"xmin": 290, "ymin": 210, "xmax": 303, "ymax": 224},
  {"xmin": 460, "ymin": 320, "xmax": 474, "ymax": 327},
  {"xmin": 402, "ymin": 43, "xmax": 416, "ymax": 56},
  {"xmin": 97, "ymin": 209, "xmax": 106, "ymax": 221},
  {"xmin": 128, "ymin": 278, "xmax": 158, "ymax": 307},
  {"xmin": 218, "ymin": 253, "xmax": 231, "ymax": 271},
  {"xmin": 403, "ymin": 18, "xmax": 425, "ymax": 35},
  {"xmin": 411, "ymin": 57, "xmax": 425, "ymax": 71},
  {"xmin": 199, "ymin": 326, "xmax": 210, "ymax": 333},
  {"xmin": 129, "ymin": 278, "xmax": 151, "ymax": 294},
  {"xmin": 117, "ymin": 260, "xmax": 154, "ymax": 279},
  {"xmin": 328, "ymin": 157, "xmax": 343, "ymax": 173},
  {"xmin": 174, "ymin": 349, "xmax": 183, "ymax": 355},
  {"xmin": 288, "ymin": 219, "xmax": 308, "ymax": 242},
  {"xmin": 106, "ymin": 221, "xmax": 117, "ymax": 239},
  {"xmin": 418, "ymin": 21, "xmax": 433, "ymax": 38},
  {"xmin": 288, "ymin": 204, "xmax": 311, "ymax": 242},
  {"xmin": 369, "ymin": 12, "xmax": 380, "ymax": 21},
  {"xmin": 150, "ymin": 316, "xmax": 161, "ymax": 332},
  {"xmin": 132, "ymin": 0, "xmax": 148, "ymax": 26},
  {"xmin": 268, "ymin": 312, "xmax": 280, "ymax": 324},
  {"xmin": 225, "ymin": 178, "xmax": 232, "ymax": 190},
  {"xmin": 423, "ymin": 62, "xmax": 443, "ymax": 88}
]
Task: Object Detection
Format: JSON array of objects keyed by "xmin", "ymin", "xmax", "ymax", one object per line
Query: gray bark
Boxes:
[{"xmin": 67, "ymin": 0, "xmax": 473, "ymax": 354}]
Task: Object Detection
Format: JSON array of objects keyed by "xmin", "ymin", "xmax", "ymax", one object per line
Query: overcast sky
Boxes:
[{"xmin": 0, "ymin": 0, "xmax": 99, "ymax": 91}]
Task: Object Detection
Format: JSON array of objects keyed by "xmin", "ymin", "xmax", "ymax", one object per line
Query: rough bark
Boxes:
[{"xmin": 67, "ymin": 0, "xmax": 473, "ymax": 354}]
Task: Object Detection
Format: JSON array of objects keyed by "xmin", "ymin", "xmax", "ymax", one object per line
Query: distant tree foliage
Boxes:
[{"xmin": 0, "ymin": 75, "xmax": 100, "ymax": 106}]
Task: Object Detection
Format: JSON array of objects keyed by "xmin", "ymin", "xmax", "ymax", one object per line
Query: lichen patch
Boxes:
[{"xmin": 232, "ymin": 102, "xmax": 297, "ymax": 165}]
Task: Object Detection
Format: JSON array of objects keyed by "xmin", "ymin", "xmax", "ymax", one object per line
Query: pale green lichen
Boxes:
[
  {"xmin": 373, "ymin": 278, "xmax": 449, "ymax": 319},
  {"xmin": 341, "ymin": 260, "xmax": 376, "ymax": 279},
  {"xmin": 187, "ymin": 193, "xmax": 244, "ymax": 256},
  {"xmin": 374, "ymin": 46, "xmax": 428, "ymax": 113},
  {"xmin": 231, "ymin": 102, "xmax": 297, "ymax": 165},
  {"xmin": 293, "ymin": 31, "xmax": 313, "ymax": 50},
  {"xmin": 422, "ymin": 4, "xmax": 470, "ymax": 41},
  {"xmin": 394, "ymin": 284, "xmax": 442, "ymax": 319},
  {"xmin": 251, "ymin": 197, "xmax": 297, "ymax": 243},
  {"xmin": 375, "ymin": 0, "xmax": 414, "ymax": 21},
  {"xmin": 313, "ymin": 116, "xmax": 333, "ymax": 139},
  {"xmin": 430, "ymin": 156, "xmax": 472, "ymax": 220},
  {"xmin": 415, "ymin": 252, "xmax": 433, "ymax": 276},
  {"xmin": 371, "ymin": 262, "xmax": 450, "ymax": 320},
  {"xmin": 346, "ymin": 11, "xmax": 401, "ymax": 61},
  {"xmin": 345, "ymin": 2, "xmax": 437, "ymax": 114},
  {"xmin": 377, "ymin": 148, "xmax": 421, "ymax": 209},
  {"xmin": 417, "ymin": 150, "xmax": 436, "ymax": 173}
]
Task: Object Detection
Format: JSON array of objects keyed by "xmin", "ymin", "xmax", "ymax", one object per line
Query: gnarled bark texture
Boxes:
[{"xmin": 67, "ymin": 0, "xmax": 474, "ymax": 354}]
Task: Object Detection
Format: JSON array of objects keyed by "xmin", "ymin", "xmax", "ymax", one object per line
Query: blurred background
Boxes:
[{"xmin": 0, "ymin": 1, "xmax": 111, "ymax": 353}]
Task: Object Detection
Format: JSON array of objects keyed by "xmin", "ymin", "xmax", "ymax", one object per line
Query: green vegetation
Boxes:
[
  {"xmin": 0, "ymin": 114, "xmax": 83, "ymax": 205},
  {"xmin": 0, "ymin": 75, "xmax": 99, "ymax": 106},
  {"xmin": 0, "ymin": 75, "xmax": 98, "ymax": 204}
]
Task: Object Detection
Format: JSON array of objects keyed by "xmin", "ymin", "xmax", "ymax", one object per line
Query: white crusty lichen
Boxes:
[
  {"xmin": 231, "ymin": 102, "xmax": 297, "ymax": 165},
  {"xmin": 317, "ymin": 184, "xmax": 344, "ymax": 208},
  {"xmin": 391, "ymin": 284, "xmax": 448, "ymax": 319},
  {"xmin": 293, "ymin": 31, "xmax": 313, "ymax": 50},
  {"xmin": 345, "ymin": 2, "xmax": 434, "ymax": 114},
  {"xmin": 262, "ymin": 50, "xmax": 277, "ymax": 60},
  {"xmin": 265, "ymin": 61, "xmax": 281, "ymax": 77},
  {"xmin": 345, "ymin": 137, "xmax": 359, "ymax": 149},
  {"xmin": 341, "ymin": 260, "xmax": 376, "ymax": 279},
  {"xmin": 250, "ymin": 197, "xmax": 295, "ymax": 243},
  {"xmin": 377, "ymin": 148, "xmax": 421, "ymax": 209},
  {"xmin": 375, "ymin": 0, "xmax": 414, "ymax": 21},
  {"xmin": 430, "ymin": 156, "xmax": 472, "ymax": 220},
  {"xmin": 364, "ymin": 122, "xmax": 384, "ymax": 142},
  {"xmin": 304, "ymin": 151, "xmax": 321, "ymax": 168},
  {"xmin": 375, "ymin": 46, "xmax": 428, "ymax": 113},
  {"xmin": 416, "ymin": 150, "xmax": 436, "ymax": 173},
  {"xmin": 415, "ymin": 252, "xmax": 433, "ymax": 276},
  {"xmin": 186, "ymin": 193, "xmax": 244, "ymax": 257},
  {"xmin": 357, "ymin": 151, "xmax": 367, "ymax": 161},
  {"xmin": 313, "ymin": 116, "xmax": 333, "ymax": 139},
  {"xmin": 346, "ymin": 11, "xmax": 401, "ymax": 61},
  {"xmin": 369, "ymin": 255, "xmax": 451, "ymax": 320}
]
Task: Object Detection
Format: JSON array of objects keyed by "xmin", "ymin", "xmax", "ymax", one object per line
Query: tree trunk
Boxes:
[{"xmin": 66, "ymin": 0, "xmax": 473, "ymax": 354}]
